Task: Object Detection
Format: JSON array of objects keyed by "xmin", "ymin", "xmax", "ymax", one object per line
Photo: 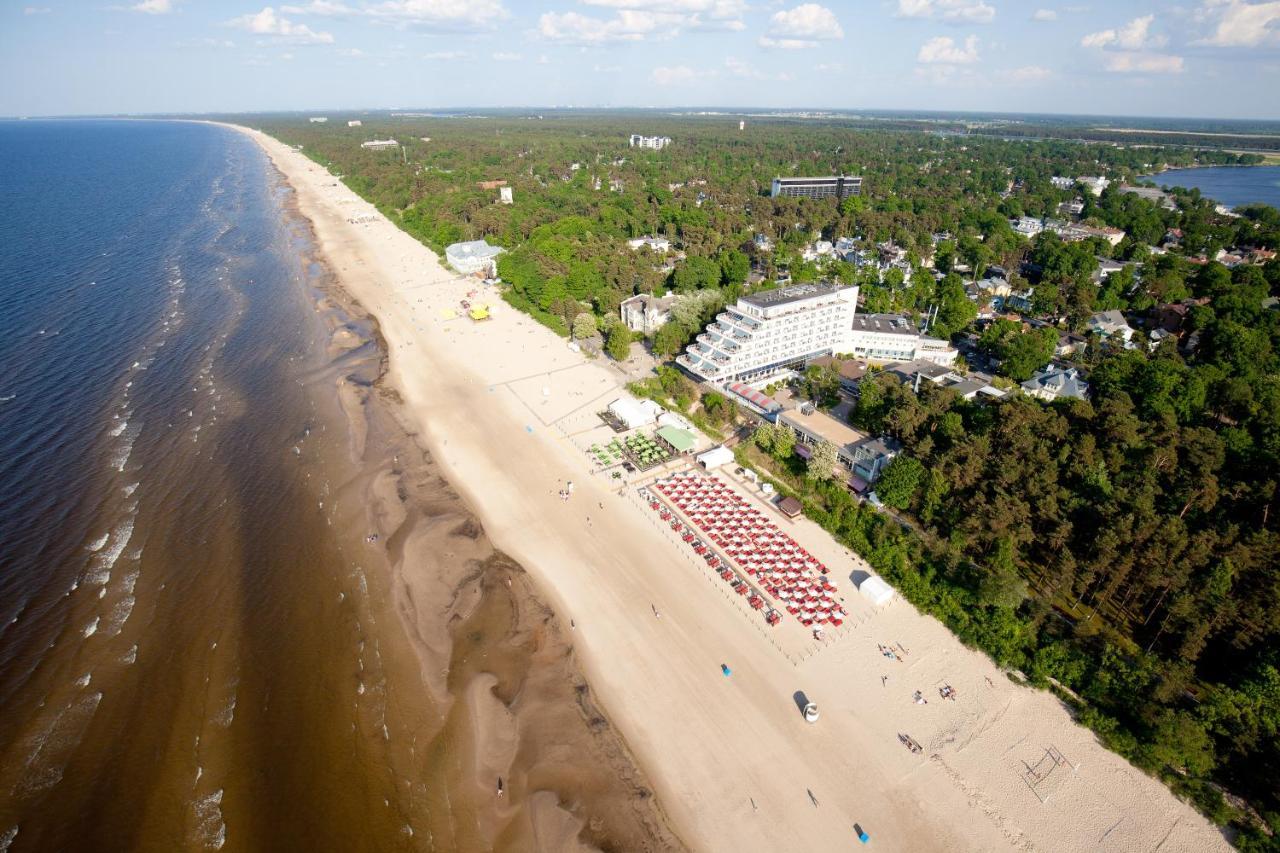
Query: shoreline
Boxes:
[
  {"xmin": 227, "ymin": 121, "xmax": 1232, "ymax": 853},
  {"xmin": 261, "ymin": 128, "xmax": 689, "ymax": 850}
]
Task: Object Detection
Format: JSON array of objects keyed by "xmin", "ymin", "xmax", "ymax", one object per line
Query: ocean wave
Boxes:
[
  {"xmin": 16, "ymin": 691, "xmax": 103, "ymax": 796},
  {"xmin": 85, "ymin": 517, "xmax": 134, "ymax": 586},
  {"xmin": 82, "ymin": 617, "xmax": 99, "ymax": 639},
  {"xmin": 0, "ymin": 826, "xmax": 17, "ymax": 852},
  {"xmin": 104, "ymin": 596, "xmax": 135, "ymax": 637},
  {"xmin": 86, "ymin": 533, "xmax": 109, "ymax": 552},
  {"xmin": 192, "ymin": 789, "xmax": 226, "ymax": 851},
  {"xmin": 120, "ymin": 645, "xmax": 138, "ymax": 665},
  {"xmin": 75, "ymin": 673, "xmax": 91, "ymax": 688}
]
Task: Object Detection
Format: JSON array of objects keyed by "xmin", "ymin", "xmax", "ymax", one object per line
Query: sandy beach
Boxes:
[{"xmin": 232, "ymin": 123, "xmax": 1231, "ymax": 853}]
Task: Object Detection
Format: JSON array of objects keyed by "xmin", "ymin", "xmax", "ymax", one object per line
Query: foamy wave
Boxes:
[
  {"xmin": 75, "ymin": 673, "xmax": 91, "ymax": 688},
  {"xmin": 17, "ymin": 691, "xmax": 103, "ymax": 795},
  {"xmin": 109, "ymin": 420, "xmax": 128, "ymax": 438},
  {"xmin": 86, "ymin": 533, "xmax": 109, "ymax": 552},
  {"xmin": 192, "ymin": 789, "xmax": 226, "ymax": 850},
  {"xmin": 120, "ymin": 645, "xmax": 138, "ymax": 665},
  {"xmin": 82, "ymin": 617, "xmax": 99, "ymax": 638},
  {"xmin": 0, "ymin": 825, "xmax": 18, "ymax": 852},
  {"xmin": 104, "ymin": 596, "xmax": 135, "ymax": 636},
  {"xmin": 85, "ymin": 518, "xmax": 134, "ymax": 586},
  {"xmin": 123, "ymin": 482, "xmax": 139, "ymax": 497}
]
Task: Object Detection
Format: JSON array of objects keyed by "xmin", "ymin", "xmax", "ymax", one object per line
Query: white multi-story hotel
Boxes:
[
  {"xmin": 677, "ymin": 283, "xmax": 859, "ymax": 383},
  {"xmin": 845, "ymin": 314, "xmax": 958, "ymax": 365},
  {"xmin": 360, "ymin": 139, "xmax": 399, "ymax": 151},
  {"xmin": 629, "ymin": 134, "xmax": 672, "ymax": 150}
]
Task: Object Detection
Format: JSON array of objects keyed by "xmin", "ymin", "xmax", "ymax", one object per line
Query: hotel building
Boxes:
[
  {"xmin": 771, "ymin": 175, "xmax": 863, "ymax": 201},
  {"xmin": 677, "ymin": 283, "xmax": 859, "ymax": 383}
]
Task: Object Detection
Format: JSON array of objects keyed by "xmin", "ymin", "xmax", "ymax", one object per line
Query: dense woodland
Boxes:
[{"xmin": 255, "ymin": 113, "xmax": 1279, "ymax": 848}]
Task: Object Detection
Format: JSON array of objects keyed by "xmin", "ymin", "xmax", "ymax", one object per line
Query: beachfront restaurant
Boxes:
[{"xmin": 656, "ymin": 425, "xmax": 697, "ymax": 456}]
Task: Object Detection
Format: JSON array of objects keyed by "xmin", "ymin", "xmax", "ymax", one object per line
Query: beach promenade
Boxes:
[{"xmin": 232, "ymin": 123, "xmax": 1230, "ymax": 853}]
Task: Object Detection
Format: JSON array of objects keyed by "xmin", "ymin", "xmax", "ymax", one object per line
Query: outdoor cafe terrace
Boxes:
[{"xmin": 647, "ymin": 471, "xmax": 846, "ymax": 629}]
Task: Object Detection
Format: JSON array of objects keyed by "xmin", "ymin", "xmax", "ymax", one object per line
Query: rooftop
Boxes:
[
  {"xmin": 850, "ymin": 314, "xmax": 919, "ymax": 336},
  {"xmin": 740, "ymin": 282, "xmax": 848, "ymax": 309},
  {"xmin": 446, "ymin": 239, "xmax": 504, "ymax": 260},
  {"xmin": 778, "ymin": 407, "xmax": 869, "ymax": 450}
]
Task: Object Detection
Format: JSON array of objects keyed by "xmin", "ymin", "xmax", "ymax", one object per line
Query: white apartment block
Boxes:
[
  {"xmin": 846, "ymin": 314, "xmax": 958, "ymax": 366},
  {"xmin": 309, "ymin": 117, "xmax": 328, "ymax": 123},
  {"xmin": 347, "ymin": 120, "xmax": 362, "ymax": 127},
  {"xmin": 677, "ymin": 283, "xmax": 859, "ymax": 383},
  {"xmin": 360, "ymin": 139, "xmax": 399, "ymax": 150},
  {"xmin": 629, "ymin": 134, "xmax": 672, "ymax": 150}
]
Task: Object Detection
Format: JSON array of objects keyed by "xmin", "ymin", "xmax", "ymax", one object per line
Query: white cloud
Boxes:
[
  {"xmin": 364, "ymin": 0, "xmax": 508, "ymax": 31},
  {"xmin": 280, "ymin": 0, "xmax": 354, "ymax": 14},
  {"xmin": 1011, "ymin": 64, "xmax": 1052, "ymax": 80},
  {"xmin": 423, "ymin": 49, "xmax": 469, "ymax": 59},
  {"xmin": 23, "ymin": 6, "xmax": 53, "ymax": 13},
  {"xmin": 336, "ymin": 46, "xmax": 364, "ymax": 56},
  {"xmin": 897, "ymin": 0, "xmax": 995, "ymax": 25},
  {"xmin": 492, "ymin": 51, "xmax": 522, "ymax": 60},
  {"xmin": 1104, "ymin": 52, "xmax": 1184, "ymax": 73},
  {"xmin": 1032, "ymin": 8, "xmax": 1057, "ymax": 21},
  {"xmin": 280, "ymin": 51, "xmax": 295, "ymax": 59},
  {"xmin": 538, "ymin": 9, "xmax": 686, "ymax": 43},
  {"xmin": 593, "ymin": 62, "xmax": 622, "ymax": 72},
  {"xmin": 227, "ymin": 7, "xmax": 335, "ymax": 43},
  {"xmin": 131, "ymin": 0, "xmax": 172, "ymax": 13},
  {"xmin": 917, "ymin": 34, "xmax": 980, "ymax": 63},
  {"xmin": 769, "ymin": 4, "xmax": 843, "ymax": 38},
  {"xmin": 1081, "ymin": 14, "xmax": 1164, "ymax": 50},
  {"xmin": 758, "ymin": 35, "xmax": 818, "ymax": 48},
  {"xmin": 1194, "ymin": 0, "xmax": 1280, "ymax": 47},
  {"xmin": 651, "ymin": 64, "xmax": 703, "ymax": 85},
  {"xmin": 579, "ymin": 0, "xmax": 746, "ymax": 29},
  {"xmin": 816, "ymin": 60, "xmax": 844, "ymax": 71}
]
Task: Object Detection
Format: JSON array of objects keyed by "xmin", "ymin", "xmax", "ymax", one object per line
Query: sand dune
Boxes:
[{"xmin": 230, "ymin": 123, "xmax": 1230, "ymax": 853}]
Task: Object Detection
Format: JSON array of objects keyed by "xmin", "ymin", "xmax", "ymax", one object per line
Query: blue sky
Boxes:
[{"xmin": 3, "ymin": 0, "xmax": 1280, "ymax": 118}]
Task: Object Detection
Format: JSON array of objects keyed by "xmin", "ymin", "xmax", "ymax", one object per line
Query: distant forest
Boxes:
[{"xmin": 250, "ymin": 112, "xmax": 1280, "ymax": 849}]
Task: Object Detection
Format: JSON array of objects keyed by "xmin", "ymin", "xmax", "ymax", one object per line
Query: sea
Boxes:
[
  {"xmin": 0, "ymin": 119, "xmax": 444, "ymax": 852},
  {"xmin": 0, "ymin": 119, "xmax": 679, "ymax": 853},
  {"xmin": 1146, "ymin": 165, "xmax": 1280, "ymax": 211}
]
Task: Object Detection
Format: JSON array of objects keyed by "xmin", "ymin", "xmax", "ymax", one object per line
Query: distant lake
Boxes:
[{"xmin": 1145, "ymin": 165, "xmax": 1280, "ymax": 211}]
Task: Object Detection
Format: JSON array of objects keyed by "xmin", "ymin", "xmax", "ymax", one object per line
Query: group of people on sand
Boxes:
[
  {"xmin": 939, "ymin": 684, "xmax": 958, "ymax": 701},
  {"xmin": 877, "ymin": 642, "xmax": 906, "ymax": 662},
  {"xmin": 898, "ymin": 733, "xmax": 923, "ymax": 754}
]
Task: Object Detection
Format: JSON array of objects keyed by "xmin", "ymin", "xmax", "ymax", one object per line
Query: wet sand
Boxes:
[{"xmin": 302, "ymin": 205, "xmax": 687, "ymax": 852}]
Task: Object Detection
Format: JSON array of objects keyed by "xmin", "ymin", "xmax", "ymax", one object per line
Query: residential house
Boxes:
[
  {"xmin": 627, "ymin": 235, "xmax": 671, "ymax": 253},
  {"xmin": 1012, "ymin": 217, "xmax": 1044, "ymax": 238},
  {"xmin": 1087, "ymin": 309, "xmax": 1137, "ymax": 347},
  {"xmin": 445, "ymin": 240, "xmax": 505, "ymax": 276},
  {"xmin": 620, "ymin": 292, "xmax": 677, "ymax": 334},
  {"xmin": 1079, "ymin": 176, "xmax": 1110, "ymax": 196},
  {"xmin": 1055, "ymin": 331, "xmax": 1088, "ymax": 357},
  {"xmin": 1021, "ymin": 365, "xmax": 1089, "ymax": 402},
  {"xmin": 850, "ymin": 436, "xmax": 902, "ymax": 489}
]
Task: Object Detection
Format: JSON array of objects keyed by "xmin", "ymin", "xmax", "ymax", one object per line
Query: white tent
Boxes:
[
  {"xmin": 608, "ymin": 397, "xmax": 663, "ymax": 430},
  {"xmin": 658, "ymin": 411, "xmax": 694, "ymax": 432},
  {"xmin": 696, "ymin": 446, "xmax": 735, "ymax": 470},
  {"xmin": 859, "ymin": 575, "xmax": 895, "ymax": 606}
]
